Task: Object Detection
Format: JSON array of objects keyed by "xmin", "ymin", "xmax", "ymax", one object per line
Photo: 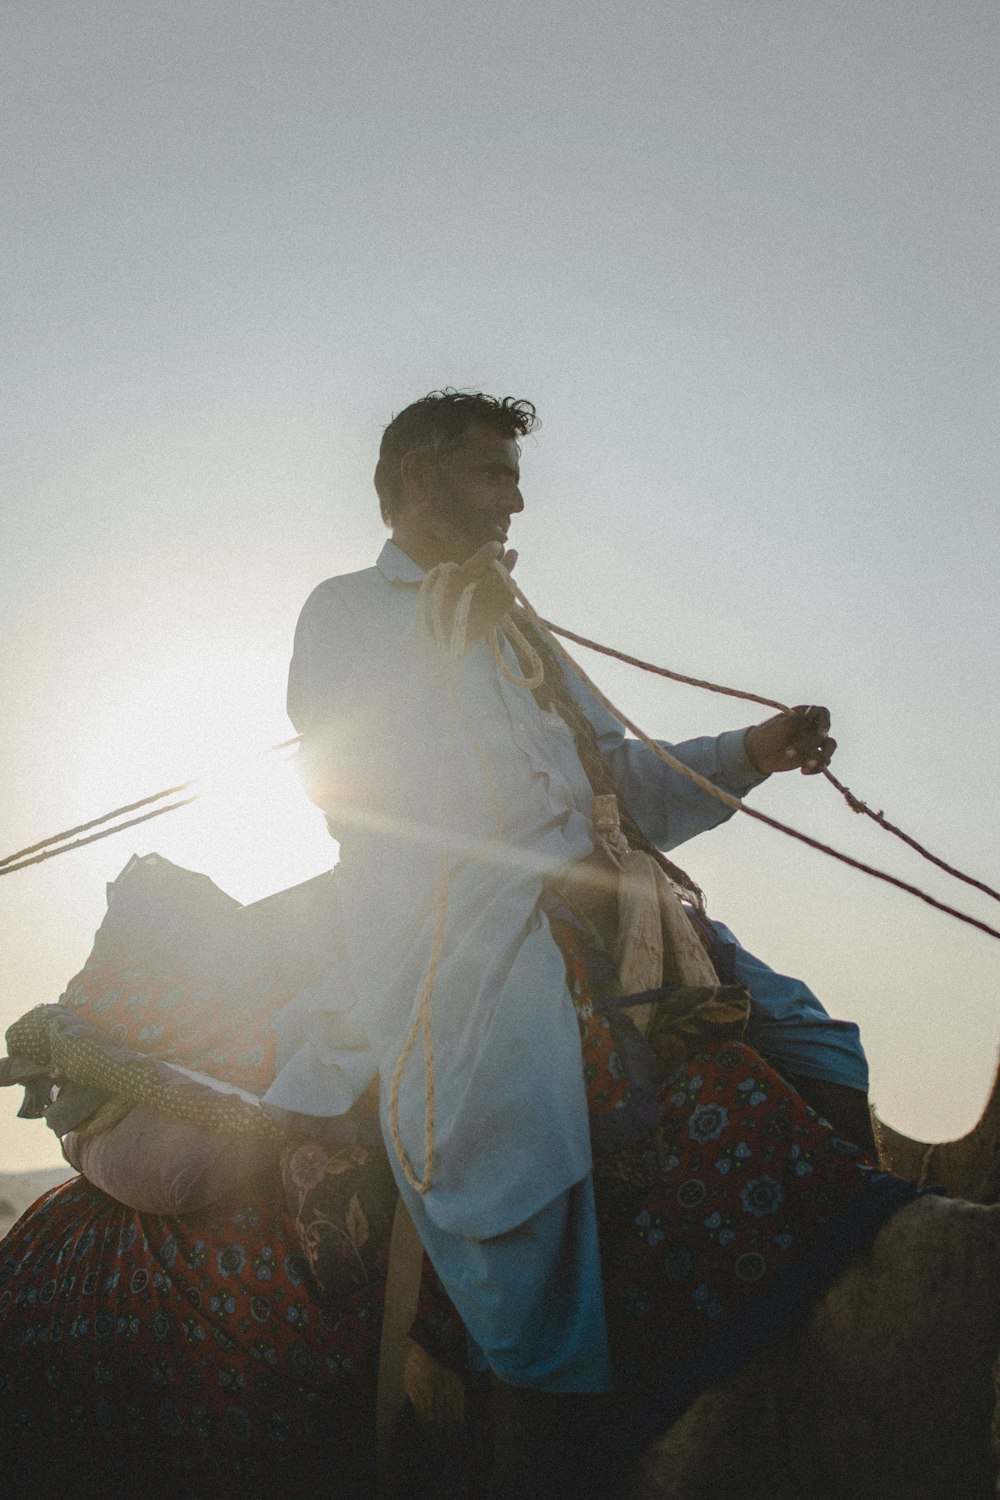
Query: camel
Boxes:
[
  {"xmin": 633, "ymin": 1064, "xmax": 1000, "ymax": 1498},
  {"xmin": 874, "ymin": 1052, "xmax": 1000, "ymax": 1204},
  {"xmin": 620, "ymin": 924, "xmax": 1000, "ymax": 1495},
  {"xmin": 624, "ymin": 1192, "xmax": 1000, "ymax": 1498},
  {"xmin": 403, "ymin": 1068, "xmax": 1000, "ymax": 1499},
  {"xmin": 632, "ymin": 1056, "xmax": 1000, "ymax": 1499},
  {"xmin": 402, "ymin": 1191, "xmax": 1000, "ymax": 1499},
  {"xmin": 401, "ymin": 910, "xmax": 1000, "ymax": 1496}
]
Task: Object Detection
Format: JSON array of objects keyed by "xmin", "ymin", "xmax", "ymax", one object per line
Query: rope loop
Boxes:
[{"xmin": 490, "ymin": 616, "xmax": 545, "ymax": 690}]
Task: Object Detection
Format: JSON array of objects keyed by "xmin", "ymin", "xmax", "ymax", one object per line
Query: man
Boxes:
[{"xmin": 266, "ymin": 390, "xmax": 872, "ymax": 1495}]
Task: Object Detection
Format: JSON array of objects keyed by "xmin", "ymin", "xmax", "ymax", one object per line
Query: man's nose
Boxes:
[{"xmin": 509, "ymin": 486, "xmax": 524, "ymax": 513}]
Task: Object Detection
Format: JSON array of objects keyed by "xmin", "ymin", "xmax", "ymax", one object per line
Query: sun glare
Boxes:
[{"xmin": 71, "ymin": 640, "xmax": 336, "ymax": 905}]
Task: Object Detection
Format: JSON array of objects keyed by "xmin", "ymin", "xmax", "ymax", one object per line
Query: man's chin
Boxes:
[{"xmin": 426, "ymin": 505, "xmax": 507, "ymax": 559}]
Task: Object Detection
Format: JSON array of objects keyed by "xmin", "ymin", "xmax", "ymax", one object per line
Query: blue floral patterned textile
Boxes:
[{"xmin": 411, "ymin": 899, "xmax": 927, "ymax": 1445}]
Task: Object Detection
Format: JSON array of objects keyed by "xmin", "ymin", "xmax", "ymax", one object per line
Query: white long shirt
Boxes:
[{"xmin": 264, "ymin": 542, "xmax": 765, "ymax": 1238}]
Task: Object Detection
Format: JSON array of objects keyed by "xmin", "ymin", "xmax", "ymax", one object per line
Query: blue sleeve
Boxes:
[
  {"xmin": 607, "ymin": 730, "xmax": 766, "ymax": 851},
  {"xmin": 709, "ymin": 921, "xmax": 869, "ymax": 1092},
  {"xmin": 555, "ymin": 655, "xmax": 767, "ymax": 852}
]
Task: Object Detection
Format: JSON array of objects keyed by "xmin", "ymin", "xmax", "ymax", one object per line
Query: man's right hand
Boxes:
[{"xmin": 744, "ymin": 704, "xmax": 836, "ymax": 776}]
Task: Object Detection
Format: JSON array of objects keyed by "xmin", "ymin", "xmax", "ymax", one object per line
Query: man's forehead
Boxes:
[{"xmin": 452, "ymin": 421, "xmax": 520, "ymax": 464}]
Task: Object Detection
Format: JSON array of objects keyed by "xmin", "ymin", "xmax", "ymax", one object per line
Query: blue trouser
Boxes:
[
  {"xmin": 405, "ymin": 1172, "xmax": 615, "ymax": 1393},
  {"xmin": 710, "ymin": 920, "xmax": 868, "ymax": 1093}
]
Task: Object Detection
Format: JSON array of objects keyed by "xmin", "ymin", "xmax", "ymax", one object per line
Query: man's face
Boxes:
[{"xmin": 422, "ymin": 419, "xmax": 524, "ymax": 560}]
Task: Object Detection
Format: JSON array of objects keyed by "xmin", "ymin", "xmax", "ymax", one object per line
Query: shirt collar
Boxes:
[{"xmin": 376, "ymin": 539, "xmax": 426, "ymax": 584}]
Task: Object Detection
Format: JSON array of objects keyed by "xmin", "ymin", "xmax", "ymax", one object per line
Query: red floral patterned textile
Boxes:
[{"xmin": 0, "ymin": 1171, "xmax": 383, "ymax": 1499}]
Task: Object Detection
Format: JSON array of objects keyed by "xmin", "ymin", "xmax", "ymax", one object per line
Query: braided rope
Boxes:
[
  {"xmin": 540, "ymin": 617, "xmax": 787, "ymax": 713},
  {"xmin": 0, "ymin": 789, "xmax": 198, "ymax": 874},
  {"xmin": 0, "ymin": 796, "xmax": 200, "ymax": 874},
  {"xmin": 386, "ymin": 845, "xmax": 448, "ymax": 1193},
  {"xmin": 0, "ymin": 736, "xmax": 301, "ymax": 877}
]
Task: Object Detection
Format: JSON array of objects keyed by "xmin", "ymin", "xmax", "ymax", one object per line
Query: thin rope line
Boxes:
[
  {"xmin": 0, "ymin": 797, "xmax": 199, "ymax": 876},
  {"xmin": 0, "ymin": 736, "xmax": 303, "ymax": 874},
  {"xmin": 819, "ymin": 767, "xmax": 1000, "ymax": 905},
  {"xmin": 387, "ymin": 570, "xmax": 476, "ymax": 1194},
  {"xmin": 514, "ymin": 583, "xmax": 1000, "ymax": 945},
  {"xmin": 387, "ymin": 846, "xmax": 446, "ymax": 1194},
  {"xmin": 540, "ymin": 618, "xmax": 789, "ymax": 713},
  {"xmin": 0, "ymin": 780, "xmax": 196, "ymax": 869},
  {"xmin": 916, "ymin": 1141, "xmax": 937, "ymax": 1192},
  {"xmin": 540, "ymin": 616, "xmax": 1000, "ymax": 907},
  {"xmin": 386, "ymin": 569, "xmax": 511, "ymax": 1193}
]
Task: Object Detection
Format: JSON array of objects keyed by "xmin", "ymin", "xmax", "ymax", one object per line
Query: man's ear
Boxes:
[{"xmin": 400, "ymin": 449, "xmax": 436, "ymax": 506}]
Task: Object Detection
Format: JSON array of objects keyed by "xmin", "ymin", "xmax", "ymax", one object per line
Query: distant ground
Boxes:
[{"xmin": 0, "ymin": 1165, "xmax": 76, "ymax": 1238}]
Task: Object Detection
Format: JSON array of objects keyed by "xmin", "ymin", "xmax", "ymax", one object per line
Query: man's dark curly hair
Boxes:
[{"xmin": 374, "ymin": 388, "xmax": 540, "ymax": 525}]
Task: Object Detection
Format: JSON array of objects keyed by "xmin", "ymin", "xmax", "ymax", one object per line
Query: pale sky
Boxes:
[{"xmin": 2, "ymin": 0, "xmax": 998, "ymax": 1171}]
